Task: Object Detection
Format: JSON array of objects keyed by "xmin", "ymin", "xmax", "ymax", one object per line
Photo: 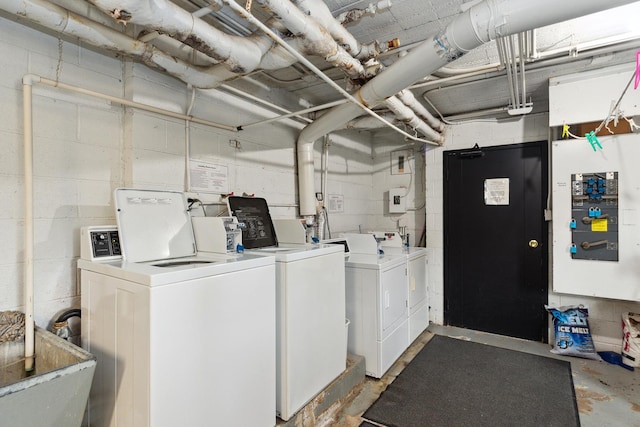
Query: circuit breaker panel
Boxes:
[{"xmin": 570, "ymin": 172, "xmax": 618, "ymax": 261}]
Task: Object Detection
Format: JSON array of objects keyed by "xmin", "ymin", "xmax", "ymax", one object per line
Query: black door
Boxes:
[{"xmin": 443, "ymin": 142, "xmax": 548, "ymax": 342}]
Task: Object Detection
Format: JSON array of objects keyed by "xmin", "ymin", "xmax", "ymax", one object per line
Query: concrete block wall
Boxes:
[
  {"xmin": 426, "ymin": 113, "xmax": 640, "ymax": 351},
  {"xmin": 0, "ymin": 18, "xmax": 125, "ymax": 328},
  {"xmin": 0, "ymin": 17, "xmax": 381, "ymax": 329},
  {"xmin": 370, "ymin": 140, "xmax": 427, "ymax": 246}
]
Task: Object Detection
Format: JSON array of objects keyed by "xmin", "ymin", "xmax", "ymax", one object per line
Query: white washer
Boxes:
[
  {"xmin": 380, "ymin": 246, "xmax": 428, "ymax": 344},
  {"xmin": 227, "ymin": 197, "xmax": 346, "ymax": 421},
  {"xmin": 337, "ymin": 234, "xmax": 409, "ymax": 378},
  {"xmin": 79, "ymin": 189, "xmax": 276, "ymax": 427}
]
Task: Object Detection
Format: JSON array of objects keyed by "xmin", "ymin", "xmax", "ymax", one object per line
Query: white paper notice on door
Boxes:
[{"xmin": 484, "ymin": 178, "xmax": 510, "ymax": 205}]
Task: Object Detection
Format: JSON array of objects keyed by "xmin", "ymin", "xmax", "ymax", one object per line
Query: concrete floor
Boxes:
[{"xmin": 329, "ymin": 324, "xmax": 640, "ymax": 427}]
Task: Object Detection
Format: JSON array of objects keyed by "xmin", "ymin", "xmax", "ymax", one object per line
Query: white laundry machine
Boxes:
[
  {"xmin": 226, "ymin": 197, "xmax": 346, "ymax": 421},
  {"xmin": 332, "ymin": 234, "xmax": 409, "ymax": 378},
  {"xmin": 79, "ymin": 189, "xmax": 276, "ymax": 427},
  {"xmin": 380, "ymin": 246, "xmax": 428, "ymax": 344}
]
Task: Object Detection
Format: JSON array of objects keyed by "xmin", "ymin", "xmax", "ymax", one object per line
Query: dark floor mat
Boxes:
[{"xmin": 362, "ymin": 334, "xmax": 580, "ymax": 427}]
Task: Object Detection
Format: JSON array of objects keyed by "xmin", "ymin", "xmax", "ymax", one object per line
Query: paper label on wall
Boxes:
[
  {"xmin": 591, "ymin": 218, "xmax": 608, "ymax": 232},
  {"xmin": 328, "ymin": 194, "xmax": 344, "ymax": 213},
  {"xmin": 188, "ymin": 160, "xmax": 229, "ymax": 194},
  {"xmin": 484, "ymin": 178, "xmax": 510, "ymax": 205}
]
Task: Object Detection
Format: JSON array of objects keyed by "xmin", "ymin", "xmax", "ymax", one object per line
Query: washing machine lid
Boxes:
[
  {"xmin": 227, "ymin": 196, "xmax": 278, "ymax": 249},
  {"xmin": 114, "ymin": 189, "xmax": 197, "ymax": 262}
]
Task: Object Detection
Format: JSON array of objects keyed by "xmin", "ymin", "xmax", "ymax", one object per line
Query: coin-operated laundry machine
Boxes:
[
  {"xmin": 332, "ymin": 233, "xmax": 409, "ymax": 378},
  {"xmin": 374, "ymin": 237, "xmax": 428, "ymax": 345},
  {"xmin": 78, "ymin": 189, "xmax": 276, "ymax": 427},
  {"xmin": 225, "ymin": 196, "xmax": 346, "ymax": 421}
]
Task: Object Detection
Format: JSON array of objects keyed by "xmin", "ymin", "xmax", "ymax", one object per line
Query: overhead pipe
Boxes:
[
  {"xmin": 254, "ymin": 0, "xmax": 365, "ymax": 78},
  {"xmin": 222, "ymin": 0, "xmax": 440, "ymax": 145},
  {"xmin": 296, "ymin": 0, "xmax": 639, "ymax": 217},
  {"xmin": 397, "ymin": 89, "xmax": 444, "ymax": 132},
  {"xmin": 344, "ymin": 112, "xmax": 398, "ymax": 129},
  {"xmin": 87, "ymin": 0, "xmax": 270, "ymax": 73},
  {"xmin": 336, "ymin": 0, "xmax": 393, "ymax": 25},
  {"xmin": 294, "ymin": 0, "xmax": 379, "ymax": 60},
  {"xmin": 7, "ymin": 0, "xmax": 437, "ymax": 146},
  {"xmin": 0, "ymin": 0, "xmax": 248, "ymax": 89},
  {"xmin": 384, "ymin": 96, "xmax": 444, "ymax": 143}
]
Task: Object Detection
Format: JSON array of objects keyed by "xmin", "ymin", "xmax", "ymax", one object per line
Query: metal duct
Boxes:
[{"xmin": 296, "ymin": 0, "xmax": 639, "ymax": 217}]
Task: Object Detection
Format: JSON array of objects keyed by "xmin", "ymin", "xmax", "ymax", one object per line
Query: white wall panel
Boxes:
[
  {"xmin": 551, "ymin": 135, "xmax": 640, "ymax": 301},
  {"xmin": 549, "ymin": 62, "xmax": 640, "ymax": 127}
]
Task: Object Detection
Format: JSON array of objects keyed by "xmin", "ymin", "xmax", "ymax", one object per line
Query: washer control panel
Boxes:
[{"xmin": 81, "ymin": 226, "xmax": 122, "ymax": 261}]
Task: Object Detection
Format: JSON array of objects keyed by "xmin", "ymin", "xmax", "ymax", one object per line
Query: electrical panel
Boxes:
[
  {"xmin": 570, "ymin": 172, "xmax": 618, "ymax": 261},
  {"xmin": 389, "ymin": 188, "xmax": 406, "ymax": 213}
]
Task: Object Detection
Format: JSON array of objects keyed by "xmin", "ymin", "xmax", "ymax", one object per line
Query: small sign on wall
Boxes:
[
  {"xmin": 328, "ymin": 194, "xmax": 344, "ymax": 213},
  {"xmin": 189, "ymin": 159, "xmax": 229, "ymax": 194},
  {"xmin": 484, "ymin": 178, "xmax": 510, "ymax": 205}
]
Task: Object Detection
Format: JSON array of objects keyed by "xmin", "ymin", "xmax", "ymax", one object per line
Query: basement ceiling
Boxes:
[
  {"xmin": 5, "ymin": 0, "xmax": 640, "ymax": 130},
  {"xmin": 170, "ymin": 0, "xmax": 640, "ymax": 123}
]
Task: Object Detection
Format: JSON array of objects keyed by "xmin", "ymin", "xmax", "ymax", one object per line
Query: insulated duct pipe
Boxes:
[
  {"xmin": 397, "ymin": 89, "xmax": 444, "ymax": 132},
  {"xmin": 296, "ymin": 0, "xmax": 639, "ymax": 217},
  {"xmin": 0, "ymin": 0, "xmax": 243, "ymax": 88},
  {"xmin": 255, "ymin": 0, "xmax": 365, "ymax": 78},
  {"xmin": 294, "ymin": 0, "xmax": 379, "ymax": 59},
  {"xmin": 384, "ymin": 96, "xmax": 443, "ymax": 143},
  {"xmin": 88, "ymin": 0, "xmax": 269, "ymax": 73}
]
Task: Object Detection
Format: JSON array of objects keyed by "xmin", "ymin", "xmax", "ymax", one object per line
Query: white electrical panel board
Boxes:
[{"xmin": 552, "ymin": 134, "xmax": 640, "ymax": 301}]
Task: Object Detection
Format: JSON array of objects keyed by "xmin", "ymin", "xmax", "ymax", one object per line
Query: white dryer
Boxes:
[
  {"xmin": 79, "ymin": 189, "xmax": 276, "ymax": 427},
  {"xmin": 336, "ymin": 234, "xmax": 409, "ymax": 378},
  {"xmin": 226, "ymin": 197, "xmax": 346, "ymax": 421},
  {"xmin": 380, "ymin": 246, "xmax": 428, "ymax": 344}
]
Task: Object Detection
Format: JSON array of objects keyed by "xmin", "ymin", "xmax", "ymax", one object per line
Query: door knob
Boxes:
[{"xmin": 528, "ymin": 239, "xmax": 539, "ymax": 248}]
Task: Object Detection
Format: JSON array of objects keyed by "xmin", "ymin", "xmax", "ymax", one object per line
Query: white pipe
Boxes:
[
  {"xmin": 321, "ymin": 135, "xmax": 329, "ymax": 207},
  {"xmin": 0, "ymin": 0, "xmax": 243, "ymax": 89},
  {"xmin": 295, "ymin": 0, "xmax": 372, "ymax": 59},
  {"xmin": 22, "ymin": 75, "xmax": 35, "ymax": 372},
  {"xmin": 28, "ymin": 74, "xmax": 236, "ymax": 131},
  {"xmin": 384, "ymin": 96, "xmax": 444, "ymax": 143},
  {"xmin": 436, "ymin": 63, "xmax": 502, "ymax": 76},
  {"xmin": 519, "ymin": 33, "xmax": 526, "ymax": 107},
  {"xmin": 397, "ymin": 89, "xmax": 444, "ymax": 131},
  {"xmin": 7, "ymin": 0, "xmax": 435, "ymax": 151},
  {"xmin": 345, "ymin": 113, "xmax": 398, "ymax": 129},
  {"xmin": 88, "ymin": 0, "xmax": 269, "ymax": 73},
  {"xmin": 240, "ymin": 99, "xmax": 346, "ymax": 129},
  {"xmin": 255, "ymin": 0, "xmax": 365, "ymax": 78},
  {"xmin": 509, "ymin": 35, "xmax": 520, "ymax": 106},
  {"xmin": 336, "ymin": 0, "xmax": 393, "ymax": 25},
  {"xmin": 222, "ymin": 0, "xmax": 439, "ymax": 144},
  {"xmin": 296, "ymin": 0, "xmax": 639, "ymax": 216}
]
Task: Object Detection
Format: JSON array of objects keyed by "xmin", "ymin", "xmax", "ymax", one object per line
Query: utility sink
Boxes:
[{"xmin": 0, "ymin": 327, "xmax": 96, "ymax": 427}]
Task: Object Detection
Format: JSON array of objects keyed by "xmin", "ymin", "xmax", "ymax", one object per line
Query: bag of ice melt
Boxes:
[
  {"xmin": 621, "ymin": 312, "xmax": 640, "ymax": 368},
  {"xmin": 545, "ymin": 304, "xmax": 602, "ymax": 361}
]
